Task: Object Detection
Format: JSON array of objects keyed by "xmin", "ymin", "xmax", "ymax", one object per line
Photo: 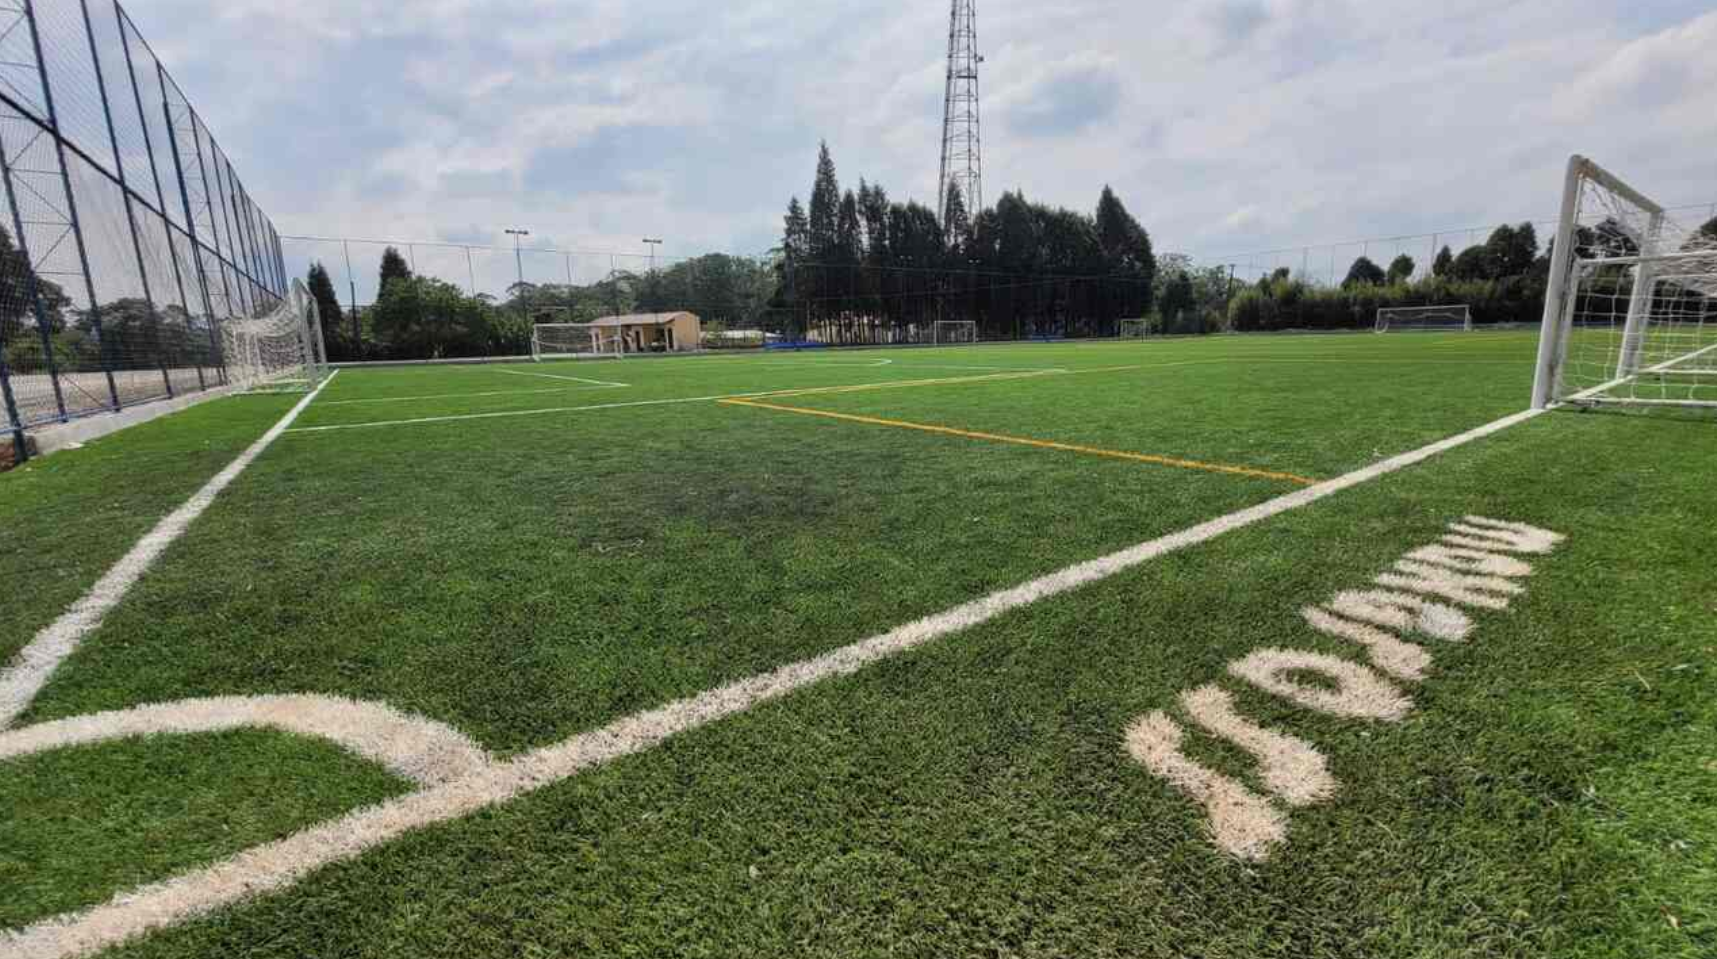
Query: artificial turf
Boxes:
[{"xmin": 2, "ymin": 331, "xmax": 1712, "ymax": 957}]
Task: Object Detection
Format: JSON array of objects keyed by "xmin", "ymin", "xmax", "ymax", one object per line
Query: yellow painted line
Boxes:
[{"xmin": 721, "ymin": 396, "xmax": 1317, "ymax": 486}]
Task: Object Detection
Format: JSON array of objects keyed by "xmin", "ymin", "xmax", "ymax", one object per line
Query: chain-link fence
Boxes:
[
  {"xmin": 1200, "ymin": 202, "xmax": 1717, "ymax": 287},
  {"xmin": 0, "ymin": 0, "xmax": 286, "ymax": 463}
]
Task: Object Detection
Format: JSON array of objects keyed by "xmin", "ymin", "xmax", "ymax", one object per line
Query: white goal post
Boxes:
[
  {"xmin": 1532, "ymin": 155, "xmax": 1717, "ymax": 411},
  {"xmin": 1119, "ymin": 318, "xmax": 1153, "ymax": 338},
  {"xmin": 531, "ymin": 323, "xmax": 623, "ymax": 361},
  {"xmin": 931, "ymin": 320, "xmax": 978, "ymax": 345},
  {"xmin": 221, "ymin": 279, "xmax": 327, "ymax": 393},
  {"xmin": 1375, "ymin": 305, "xmax": 1472, "ymax": 333}
]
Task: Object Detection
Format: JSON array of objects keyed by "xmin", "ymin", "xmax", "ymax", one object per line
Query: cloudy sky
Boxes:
[{"xmin": 135, "ymin": 0, "xmax": 1716, "ymax": 289}]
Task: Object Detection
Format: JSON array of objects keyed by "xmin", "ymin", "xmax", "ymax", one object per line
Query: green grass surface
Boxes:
[{"xmin": 3, "ymin": 331, "xmax": 1713, "ymax": 957}]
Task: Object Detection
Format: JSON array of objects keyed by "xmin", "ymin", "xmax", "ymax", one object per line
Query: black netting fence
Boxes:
[{"xmin": 0, "ymin": 0, "xmax": 285, "ymax": 463}]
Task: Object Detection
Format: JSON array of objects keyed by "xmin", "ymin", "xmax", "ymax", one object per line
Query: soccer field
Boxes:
[{"xmin": 3, "ymin": 331, "xmax": 1714, "ymax": 958}]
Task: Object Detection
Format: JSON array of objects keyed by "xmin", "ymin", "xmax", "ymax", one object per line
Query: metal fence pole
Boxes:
[
  {"xmin": 186, "ymin": 116, "xmax": 233, "ymax": 382},
  {"xmin": 0, "ymin": 349, "xmax": 26, "ymax": 463},
  {"xmin": 24, "ymin": 0, "xmax": 118, "ymax": 412},
  {"xmin": 152, "ymin": 58, "xmax": 219, "ymax": 390},
  {"xmin": 0, "ymin": 113, "xmax": 68, "ymax": 421},
  {"xmin": 110, "ymin": 10, "xmax": 173, "ymax": 398},
  {"xmin": 341, "ymin": 239, "xmax": 358, "ymax": 344}
]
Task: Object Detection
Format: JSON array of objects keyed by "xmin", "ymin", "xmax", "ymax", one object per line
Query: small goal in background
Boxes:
[
  {"xmin": 1119, "ymin": 318, "xmax": 1154, "ymax": 339},
  {"xmin": 1374, "ymin": 305, "xmax": 1472, "ymax": 333},
  {"xmin": 531, "ymin": 323, "xmax": 623, "ymax": 361},
  {"xmin": 931, "ymin": 320, "xmax": 978, "ymax": 345}
]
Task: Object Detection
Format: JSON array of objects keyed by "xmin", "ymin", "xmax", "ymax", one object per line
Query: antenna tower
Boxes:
[{"xmin": 937, "ymin": 0, "xmax": 982, "ymax": 233}]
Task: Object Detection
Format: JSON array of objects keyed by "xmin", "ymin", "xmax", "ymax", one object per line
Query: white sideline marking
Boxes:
[
  {"xmin": 761, "ymin": 358, "xmax": 894, "ymax": 368},
  {"xmin": 0, "ymin": 404, "xmax": 1545, "ymax": 958},
  {"xmin": 494, "ymin": 368, "xmax": 629, "ymax": 387},
  {"xmin": 0, "ymin": 695, "xmax": 493, "ymax": 788},
  {"xmin": 0, "ymin": 373, "xmax": 338, "ymax": 732},
  {"xmin": 319, "ymin": 384, "xmax": 619, "ymax": 406}
]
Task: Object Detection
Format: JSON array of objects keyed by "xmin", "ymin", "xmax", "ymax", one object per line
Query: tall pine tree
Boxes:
[
  {"xmin": 379, "ymin": 247, "xmax": 413, "ymax": 296},
  {"xmin": 807, "ymin": 142, "xmax": 841, "ymax": 263},
  {"xmin": 306, "ymin": 262, "xmax": 346, "ymax": 355}
]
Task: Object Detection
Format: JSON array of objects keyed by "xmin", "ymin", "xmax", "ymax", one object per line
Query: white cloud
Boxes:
[{"xmin": 119, "ymin": 0, "xmax": 1717, "ymax": 287}]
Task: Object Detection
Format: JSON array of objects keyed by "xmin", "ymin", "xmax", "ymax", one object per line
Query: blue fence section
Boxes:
[{"xmin": 0, "ymin": 0, "xmax": 287, "ymax": 463}]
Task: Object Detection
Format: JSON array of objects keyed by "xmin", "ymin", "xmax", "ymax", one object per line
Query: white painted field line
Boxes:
[
  {"xmin": 283, "ymin": 369, "xmax": 1065, "ymax": 434},
  {"xmin": 318, "ymin": 384, "xmax": 619, "ymax": 406},
  {"xmin": 0, "ymin": 404, "xmax": 1545, "ymax": 959},
  {"xmin": 0, "ymin": 372, "xmax": 339, "ymax": 731},
  {"xmin": 494, "ymin": 368, "xmax": 629, "ymax": 388}
]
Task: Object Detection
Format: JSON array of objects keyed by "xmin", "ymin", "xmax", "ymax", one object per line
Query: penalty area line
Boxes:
[
  {"xmin": 0, "ymin": 404, "xmax": 1544, "ymax": 959},
  {"xmin": 0, "ymin": 371, "xmax": 340, "ymax": 731},
  {"xmin": 493, "ymin": 368, "xmax": 629, "ymax": 387}
]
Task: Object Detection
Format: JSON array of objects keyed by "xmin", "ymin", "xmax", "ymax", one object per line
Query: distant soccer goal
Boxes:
[
  {"xmin": 931, "ymin": 320, "xmax": 977, "ymax": 345},
  {"xmin": 1532, "ymin": 155, "xmax": 1717, "ymax": 411},
  {"xmin": 1375, "ymin": 305, "xmax": 1472, "ymax": 333},
  {"xmin": 532, "ymin": 323, "xmax": 622, "ymax": 361},
  {"xmin": 222, "ymin": 280, "xmax": 327, "ymax": 393}
]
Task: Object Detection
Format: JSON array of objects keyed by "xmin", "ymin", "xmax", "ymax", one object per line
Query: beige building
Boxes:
[{"xmin": 587, "ymin": 312, "xmax": 701, "ymax": 353}]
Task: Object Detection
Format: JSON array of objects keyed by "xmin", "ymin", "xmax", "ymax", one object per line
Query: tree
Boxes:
[
  {"xmin": 306, "ymin": 262, "xmax": 346, "ymax": 355},
  {"xmin": 807, "ymin": 142, "xmax": 841, "ymax": 263},
  {"xmin": 379, "ymin": 246, "xmax": 412, "ymax": 296},
  {"xmin": 1386, "ymin": 254, "xmax": 1415, "ymax": 285},
  {"xmin": 1484, "ymin": 222, "xmax": 1537, "ymax": 278},
  {"xmin": 1094, "ymin": 185, "xmax": 1155, "ymax": 317},
  {"xmin": 857, "ymin": 180, "xmax": 890, "ymax": 263},
  {"xmin": 1451, "ymin": 245, "xmax": 1490, "ymax": 281},
  {"xmin": 369, "ymin": 276, "xmax": 497, "ymax": 359},
  {"xmin": 941, "ymin": 180, "xmax": 971, "ymax": 249},
  {"xmin": 1690, "ymin": 215, "xmax": 1717, "ymax": 249},
  {"xmin": 0, "ymin": 224, "xmax": 68, "ymax": 349},
  {"xmin": 1343, "ymin": 256, "xmax": 1386, "ymax": 288},
  {"xmin": 837, "ymin": 189, "xmax": 862, "ymax": 264},
  {"xmin": 1432, "ymin": 245, "xmax": 1454, "ymax": 277}
]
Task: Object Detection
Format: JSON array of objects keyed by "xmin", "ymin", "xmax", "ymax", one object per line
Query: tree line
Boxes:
[
  {"xmin": 775, "ymin": 142, "xmax": 1157, "ymax": 342},
  {"xmin": 1226, "ymin": 217, "xmax": 1717, "ymax": 333},
  {"xmin": 1, "ymin": 225, "xmax": 223, "ymax": 378},
  {"xmin": 309, "ymin": 247, "xmax": 777, "ymax": 362}
]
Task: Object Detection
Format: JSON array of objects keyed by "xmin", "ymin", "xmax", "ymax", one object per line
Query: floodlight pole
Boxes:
[{"xmin": 642, "ymin": 237, "xmax": 662, "ymax": 274}]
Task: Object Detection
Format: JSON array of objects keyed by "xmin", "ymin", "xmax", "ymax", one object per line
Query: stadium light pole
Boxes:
[
  {"xmin": 506, "ymin": 228, "xmax": 529, "ymax": 319},
  {"xmin": 642, "ymin": 237, "xmax": 662, "ymax": 274}
]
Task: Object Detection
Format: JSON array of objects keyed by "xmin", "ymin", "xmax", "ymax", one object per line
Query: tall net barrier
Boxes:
[
  {"xmin": 1533, "ymin": 156, "xmax": 1717, "ymax": 411},
  {"xmin": 0, "ymin": 0, "xmax": 287, "ymax": 461}
]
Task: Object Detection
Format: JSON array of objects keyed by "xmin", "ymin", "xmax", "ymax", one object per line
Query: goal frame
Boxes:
[
  {"xmin": 931, "ymin": 319, "xmax": 978, "ymax": 345},
  {"xmin": 1531, "ymin": 154, "xmax": 1717, "ymax": 410},
  {"xmin": 221, "ymin": 279, "xmax": 327, "ymax": 393},
  {"xmin": 531, "ymin": 322, "xmax": 623, "ymax": 361},
  {"xmin": 1118, "ymin": 318, "xmax": 1153, "ymax": 339},
  {"xmin": 1374, "ymin": 305, "xmax": 1472, "ymax": 333}
]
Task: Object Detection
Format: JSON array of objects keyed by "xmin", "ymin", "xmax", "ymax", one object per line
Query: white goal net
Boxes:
[
  {"xmin": 932, "ymin": 320, "xmax": 977, "ymax": 345},
  {"xmin": 532, "ymin": 323, "xmax": 622, "ymax": 361},
  {"xmin": 1533, "ymin": 155, "xmax": 1717, "ymax": 411},
  {"xmin": 220, "ymin": 280, "xmax": 326, "ymax": 393},
  {"xmin": 1119, "ymin": 318, "xmax": 1153, "ymax": 338},
  {"xmin": 1375, "ymin": 305, "xmax": 1472, "ymax": 333}
]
